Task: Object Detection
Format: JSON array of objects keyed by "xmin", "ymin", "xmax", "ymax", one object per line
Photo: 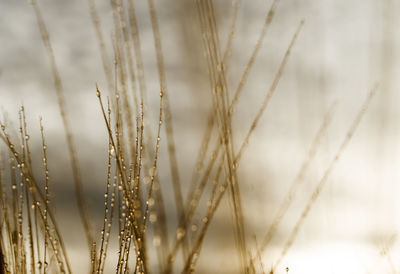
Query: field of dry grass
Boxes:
[{"xmin": 0, "ymin": 0, "xmax": 399, "ymax": 273}]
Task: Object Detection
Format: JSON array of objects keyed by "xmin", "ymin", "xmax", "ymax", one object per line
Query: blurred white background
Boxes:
[{"xmin": 1, "ymin": 0, "xmax": 400, "ymax": 273}]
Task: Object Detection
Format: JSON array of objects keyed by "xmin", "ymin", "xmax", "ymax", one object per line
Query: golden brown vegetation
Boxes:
[{"xmin": 0, "ymin": 0, "xmax": 379, "ymax": 273}]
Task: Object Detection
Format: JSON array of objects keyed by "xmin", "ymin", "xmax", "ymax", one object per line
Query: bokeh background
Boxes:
[{"xmin": 1, "ymin": 0, "xmax": 400, "ymax": 273}]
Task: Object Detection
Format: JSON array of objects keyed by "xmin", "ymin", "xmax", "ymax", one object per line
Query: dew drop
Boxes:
[
  {"xmin": 153, "ymin": 235, "xmax": 161, "ymax": 246},
  {"xmin": 176, "ymin": 227, "xmax": 185, "ymax": 240},
  {"xmin": 110, "ymin": 146, "xmax": 116, "ymax": 157},
  {"xmin": 149, "ymin": 212, "xmax": 157, "ymax": 223}
]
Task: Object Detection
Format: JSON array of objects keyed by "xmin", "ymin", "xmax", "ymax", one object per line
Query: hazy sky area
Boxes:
[{"xmin": 1, "ymin": 0, "xmax": 400, "ymax": 273}]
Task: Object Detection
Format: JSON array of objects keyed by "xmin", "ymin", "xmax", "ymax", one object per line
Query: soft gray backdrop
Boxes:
[{"xmin": 1, "ymin": 0, "xmax": 400, "ymax": 273}]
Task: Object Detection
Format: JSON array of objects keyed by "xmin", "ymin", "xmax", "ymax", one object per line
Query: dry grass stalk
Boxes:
[
  {"xmin": 30, "ymin": 0, "xmax": 93, "ymax": 252},
  {"xmin": 274, "ymin": 85, "xmax": 378, "ymax": 268},
  {"xmin": 0, "ymin": 1, "xmax": 381, "ymax": 273}
]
